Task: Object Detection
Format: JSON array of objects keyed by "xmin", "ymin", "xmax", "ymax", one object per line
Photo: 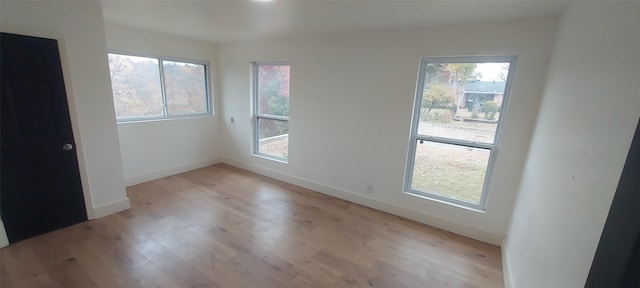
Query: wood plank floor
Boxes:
[{"xmin": 0, "ymin": 164, "xmax": 503, "ymax": 287}]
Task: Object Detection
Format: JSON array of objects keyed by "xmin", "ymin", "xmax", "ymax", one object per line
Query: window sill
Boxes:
[
  {"xmin": 116, "ymin": 113, "xmax": 213, "ymax": 124},
  {"xmin": 252, "ymin": 153, "xmax": 288, "ymax": 164},
  {"xmin": 403, "ymin": 189, "xmax": 486, "ymax": 213}
]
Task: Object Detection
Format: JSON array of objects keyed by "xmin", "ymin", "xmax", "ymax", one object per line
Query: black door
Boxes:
[
  {"xmin": 1, "ymin": 33, "xmax": 88, "ymax": 244},
  {"xmin": 586, "ymin": 118, "xmax": 640, "ymax": 287}
]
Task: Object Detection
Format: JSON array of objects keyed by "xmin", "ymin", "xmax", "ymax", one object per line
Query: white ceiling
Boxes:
[{"xmin": 100, "ymin": 0, "xmax": 571, "ymax": 43}]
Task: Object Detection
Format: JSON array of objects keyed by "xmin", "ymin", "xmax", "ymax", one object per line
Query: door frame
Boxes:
[{"xmin": 1, "ymin": 25, "xmax": 96, "ymax": 220}]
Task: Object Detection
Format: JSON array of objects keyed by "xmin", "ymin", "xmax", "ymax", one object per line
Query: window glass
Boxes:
[
  {"xmin": 254, "ymin": 62, "xmax": 290, "ymax": 161},
  {"xmin": 163, "ymin": 61, "xmax": 207, "ymax": 115},
  {"xmin": 410, "ymin": 141, "xmax": 490, "ymax": 204},
  {"xmin": 257, "ymin": 118, "xmax": 289, "ymax": 159},
  {"xmin": 405, "ymin": 56, "xmax": 516, "ymax": 209},
  {"xmin": 417, "ymin": 63, "xmax": 509, "ymax": 144},
  {"xmin": 257, "ymin": 65, "xmax": 290, "ymax": 117},
  {"xmin": 108, "ymin": 54, "xmax": 163, "ymax": 118},
  {"xmin": 107, "ymin": 52, "xmax": 210, "ymax": 121}
]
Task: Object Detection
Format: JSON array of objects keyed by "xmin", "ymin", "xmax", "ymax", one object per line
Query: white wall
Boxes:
[
  {"xmin": 218, "ymin": 17, "xmax": 559, "ymax": 244},
  {"xmin": 504, "ymin": 3, "xmax": 640, "ymax": 288},
  {"xmin": 0, "ymin": 2, "xmax": 129, "ymax": 218},
  {"xmin": 104, "ymin": 24, "xmax": 222, "ymax": 186}
]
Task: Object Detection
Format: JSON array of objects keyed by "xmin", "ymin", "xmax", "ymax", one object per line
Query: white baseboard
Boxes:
[
  {"xmin": 92, "ymin": 198, "xmax": 131, "ymax": 219},
  {"xmin": 502, "ymin": 238, "xmax": 514, "ymax": 288},
  {"xmin": 124, "ymin": 158, "xmax": 221, "ymax": 187},
  {"xmin": 221, "ymin": 158, "xmax": 502, "ymax": 245}
]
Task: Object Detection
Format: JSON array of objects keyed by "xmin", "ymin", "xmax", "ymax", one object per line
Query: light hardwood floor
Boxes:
[{"xmin": 0, "ymin": 164, "xmax": 503, "ymax": 287}]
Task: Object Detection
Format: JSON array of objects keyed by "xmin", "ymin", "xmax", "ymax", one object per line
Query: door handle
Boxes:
[{"xmin": 62, "ymin": 143, "xmax": 73, "ymax": 151}]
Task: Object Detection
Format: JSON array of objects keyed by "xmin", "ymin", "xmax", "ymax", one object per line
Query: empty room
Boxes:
[{"xmin": 0, "ymin": 1, "xmax": 638, "ymax": 287}]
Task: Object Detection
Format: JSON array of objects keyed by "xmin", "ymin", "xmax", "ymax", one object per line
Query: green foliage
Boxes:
[
  {"xmin": 444, "ymin": 63, "xmax": 477, "ymax": 108},
  {"xmin": 259, "ymin": 70, "xmax": 289, "ymax": 117},
  {"xmin": 422, "ymin": 83, "xmax": 456, "ymax": 116},
  {"xmin": 421, "ymin": 108, "xmax": 454, "ymax": 123},
  {"xmin": 425, "ymin": 63, "xmax": 444, "ymax": 82},
  {"xmin": 471, "ymin": 110, "xmax": 479, "ymax": 119},
  {"xmin": 445, "ymin": 63, "xmax": 477, "ymax": 84},
  {"xmin": 482, "ymin": 101, "xmax": 498, "ymax": 120},
  {"xmin": 259, "ymin": 119, "xmax": 289, "ymax": 139},
  {"xmin": 257, "ymin": 65, "xmax": 290, "ymax": 138},
  {"xmin": 267, "ymin": 95, "xmax": 289, "ymax": 116}
]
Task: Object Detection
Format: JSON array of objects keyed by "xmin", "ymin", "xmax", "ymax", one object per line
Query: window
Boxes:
[
  {"xmin": 405, "ymin": 56, "xmax": 517, "ymax": 210},
  {"xmin": 253, "ymin": 62, "xmax": 290, "ymax": 162},
  {"xmin": 107, "ymin": 52, "xmax": 210, "ymax": 121}
]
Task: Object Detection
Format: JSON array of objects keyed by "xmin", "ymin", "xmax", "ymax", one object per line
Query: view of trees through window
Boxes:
[
  {"xmin": 255, "ymin": 63, "xmax": 290, "ymax": 160},
  {"xmin": 107, "ymin": 53, "xmax": 208, "ymax": 120},
  {"xmin": 407, "ymin": 59, "xmax": 513, "ymax": 206},
  {"xmin": 108, "ymin": 54, "xmax": 163, "ymax": 118},
  {"xmin": 163, "ymin": 61, "xmax": 207, "ymax": 115},
  {"xmin": 418, "ymin": 62, "xmax": 508, "ymax": 143}
]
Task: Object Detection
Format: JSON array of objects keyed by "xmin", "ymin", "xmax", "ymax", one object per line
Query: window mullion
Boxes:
[
  {"xmin": 158, "ymin": 58, "xmax": 168, "ymax": 117},
  {"xmin": 256, "ymin": 114, "xmax": 289, "ymax": 121},
  {"xmin": 416, "ymin": 135, "xmax": 494, "ymax": 150}
]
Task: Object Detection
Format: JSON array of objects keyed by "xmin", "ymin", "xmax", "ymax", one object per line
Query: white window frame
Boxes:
[
  {"xmin": 404, "ymin": 55, "xmax": 517, "ymax": 211},
  {"xmin": 252, "ymin": 61, "xmax": 290, "ymax": 163},
  {"xmin": 108, "ymin": 50, "xmax": 212, "ymax": 123}
]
